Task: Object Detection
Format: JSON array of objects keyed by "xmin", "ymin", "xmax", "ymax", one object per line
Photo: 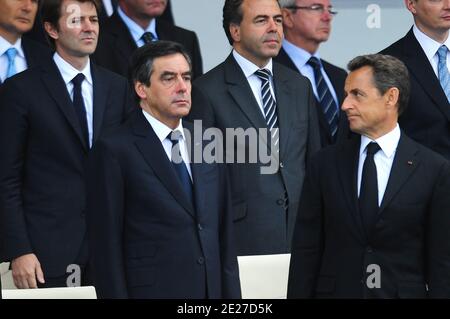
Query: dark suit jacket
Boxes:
[
  {"xmin": 93, "ymin": 13, "xmax": 203, "ymax": 79},
  {"xmin": 187, "ymin": 54, "xmax": 321, "ymax": 255},
  {"xmin": 0, "ymin": 57, "xmax": 133, "ymax": 277},
  {"xmin": 381, "ymin": 28, "xmax": 450, "ymax": 160},
  {"xmin": 0, "ymin": 36, "xmax": 51, "ymax": 86},
  {"xmin": 86, "ymin": 112, "xmax": 241, "ymax": 299},
  {"xmin": 288, "ymin": 133, "xmax": 450, "ymax": 298},
  {"xmin": 274, "ymin": 47, "xmax": 350, "ymax": 147}
]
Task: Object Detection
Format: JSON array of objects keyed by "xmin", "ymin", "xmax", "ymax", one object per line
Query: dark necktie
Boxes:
[
  {"xmin": 254, "ymin": 68, "xmax": 279, "ymax": 151},
  {"xmin": 359, "ymin": 142, "xmax": 381, "ymax": 235},
  {"xmin": 141, "ymin": 32, "xmax": 156, "ymax": 44},
  {"xmin": 71, "ymin": 73, "xmax": 90, "ymax": 148},
  {"xmin": 168, "ymin": 131, "xmax": 194, "ymax": 205},
  {"xmin": 307, "ymin": 57, "xmax": 339, "ymax": 138}
]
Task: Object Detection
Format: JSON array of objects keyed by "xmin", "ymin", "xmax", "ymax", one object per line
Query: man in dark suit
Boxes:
[
  {"xmin": 86, "ymin": 41, "xmax": 241, "ymax": 299},
  {"xmin": 275, "ymin": 0, "xmax": 349, "ymax": 147},
  {"xmin": 0, "ymin": 0, "xmax": 132, "ymax": 289},
  {"xmin": 0, "ymin": 0, "xmax": 51, "ymax": 85},
  {"xmin": 93, "ymin": 0, "xmax": 203, "ymax": 79},
  {"xmin": 187, "ymin": 0, "xmax": 321, "ymax": 256},
  {"xmin": 288, "ymin": 54, "xmax": 450, "ymax": 299},
  {"xmin": 380, "ymin": 0, "xmax": 450, "ymax": 160}
]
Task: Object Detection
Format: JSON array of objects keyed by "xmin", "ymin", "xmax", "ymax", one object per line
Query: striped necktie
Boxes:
[
  {"xmin": 254, "ymin": 68, "xmax": 279, "ymax": 150},
  {"xmin": 437, "ymin": 45, "xmax": 450, "ymax": 103}
]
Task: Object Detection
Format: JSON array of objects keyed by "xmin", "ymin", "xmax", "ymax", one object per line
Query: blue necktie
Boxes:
[
  {"xmin": 359, "ymin": 142, "xmax": 381, "ymax": 235},
  {"xmin": 437, "ymin": 45, "xmax": 450, "ymax": 103},
  {"xmin": 141, "ymin": 32, "xmax": 156, "ymax": 44},
  {"xmin": 72, "ymin": 73, "xmax": 90, "ymax": 148},
  {"xmin": 5, "ymin": 48, "xmax": 17, "ymax": 79},
  {"xmin": 168, "ymin": 131, "xmax": 194, "ymax": 205},
  {"xmin": 254, "ymin": 69, "xmax": 279, "ymax": 151},
  {"xmin": 307, "ymin": 57, "xmax": 339, "ymax": 138}
]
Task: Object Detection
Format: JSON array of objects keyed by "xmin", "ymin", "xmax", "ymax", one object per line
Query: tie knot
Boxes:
[
  {"xmin": 366, "ymin": 142, "xmax": 381, "ymax": 156},
  {"xmin": 307, "ymin": 56, "xmax": 322, "ymax": 70},
  {"xmin": 254, "ymin": 69, "xmax": 271, "ymax": 82},
  {"xmin": 72, "ymin": 73, "xmax": 85, "ymax": 87},
  {"xmin": 168, "ymin": 130, "xmax": 182, "ymax": 145},
  {"xmin": 142, "ymin": 32, "xmax": 156, "ymax": 44},
  {"xmin": 5, "ymin": 47, "xmax": 17, "ymax": 61}
]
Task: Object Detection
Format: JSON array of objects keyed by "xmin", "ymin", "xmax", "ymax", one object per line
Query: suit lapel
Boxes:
[
  {"xmin": 109, "ymin": 14, "xmax": 137, "ymax": 63},
  {"xmin": 41, "ymin": 60, "xmax": 88, "ymax": 151},
  {"xmin": 402, "ymin": 29, "xmax": 450, "ymax": 122},
  {"xmin": 378, "ymin": 133, "xmax": 419, "ymax": 215},
  {"xmin": 337, "ymin": 136, "xmax": 367, "ymax": 244},
  {"xmin": 224, "ymin": 55, "xmax": 268, "ymax": 131},
  {"xmin": 91, "ymin": 63, "xmax": 107, "ymax": 144},
  {"xmin": 273, "ymin": 63, "xmax": 295, "ymax": 160},
  {"xmin": 132, "ymin": 112, "xmax": 196, "ymax": 218}
]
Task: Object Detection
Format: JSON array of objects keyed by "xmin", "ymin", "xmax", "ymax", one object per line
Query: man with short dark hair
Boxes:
[
  {"xmin": 93, "ymin": 0, "xmax": 203, "ymax": 79},
  {"xmin": 0, "ymin": 0, "xmax": 133, "ymax": 289},
  {"xmin": 288, "ymin": 54, "xmax": 450, "ymax": 299},
  {"xmin": 0, "ymin": 0, "xmax": 50, "ymax": 85},
  {"xmin": 381, "ymin": 0, "xmax": 450, "ymax": 159},
  {"xmin": 188, "ymin": 0, "xmax": 321, "ymax": 256},
  {"xmin": 275, "ymin": 0, "xmax": 349, "ymax": 147},
  {"xmin": 86, "ymin": 40, "xmax": 241, "ymax": 299}
]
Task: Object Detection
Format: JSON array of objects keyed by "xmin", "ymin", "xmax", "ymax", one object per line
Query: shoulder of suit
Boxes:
[
  {"xmin": 92, "ymin": 63, "xmax": 128, "ymax": 84},
  {"xmin": 156, "ymin": 18, "xmax": 198, "ymax": 38},
  {"xmin": 273, "ymin": 61, "xmax": 310, "ymax": 84},
  {"xmin": 321, "ymin": 59, "xmax": 347, "ymax": 76}
]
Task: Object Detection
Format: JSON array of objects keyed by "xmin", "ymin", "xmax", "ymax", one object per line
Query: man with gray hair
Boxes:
[
  {"xmin": 381, "ymin": 0, "xmax": 450, "ymax": 160},
  {"xmin": 275, "ymin": 0, "xmax": 349, "ymax": 147},
  {"xmin": 288, "ymin": 54, "xmax": 450, "ymax": 298}
]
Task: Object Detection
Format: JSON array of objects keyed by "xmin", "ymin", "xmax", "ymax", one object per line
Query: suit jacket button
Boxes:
[
  {"xmin": 198, "ymin": 224, "xmax": 203, "ymax": 231},
  {"xmin": 276, "ymin": 199, "xmax": 284, "ymax": 206},
  {"xmin": 366, "ymin": 246, "xmax": 373, "ymax": 253},
  {"xmin": 280, "ymin": 162, "xmax": 284, "ymax": 168},
  {"xmin": 197, "ymin": 257, "xmax": 205, "ymax": 265}
]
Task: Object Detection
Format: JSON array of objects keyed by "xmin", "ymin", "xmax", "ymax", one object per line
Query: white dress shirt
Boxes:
[
  {"xmin": 102, "ymin": 0, "xmax": 114, "ymax": 16},
  {"xmin": 282, "ymin": 39, "xmax": 339, "ymax": 106},
  {"xmin": 142, "ymin": 110, "xmax": 192, "ymax": 180},
  {"xmin": 117, "ymin": 6, "xmax": 158, "ymax": 47},
  {"xmin": 0, "ymin": 36, "xmax": 28, "ymax": 82},
  {"xmin": 53, "ymin": 52, "xmax": 94, "ymax": 147},
  {"xmin": 357, "ymin": 124, "xmax": 401, "ymax": 206},
  {"xmin": 413, "ymin": 24, "xmax": 450, "ymax": 76},
  {"xmin": 232, "ymin": 50, "xmax": 276, "ymax": 116}
]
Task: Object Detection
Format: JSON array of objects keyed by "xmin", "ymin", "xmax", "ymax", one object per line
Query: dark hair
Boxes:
[
  {"xmin": 129, "ymin": 41, "xmax": 192, "ymax": 102},
  {"xmin": 41, "ymin": 0, "xmax": 101, "ymax": 47},
  {"xmin": 223, "ymin": 0, "xmax": 245, "ymax": 45},
  {"xmin": 347, "ymin": 54, "xmax": 410, "ymax": 115}
]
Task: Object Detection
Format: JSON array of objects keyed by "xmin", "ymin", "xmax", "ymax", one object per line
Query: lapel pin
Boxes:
[{"xmin": 407, "ymin": 161, "xmax": 413, "ymax": 165}]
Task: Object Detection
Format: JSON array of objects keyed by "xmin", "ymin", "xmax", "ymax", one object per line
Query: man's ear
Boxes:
[
  {"xmin": 385, "ymin": 87, "xmax": 400, "ymax": 111},
  {"xmin": 135, "ymin": 82, "xmax": 148, "ymax": 100},
  {"xmin": 281, "ymin": 8, "xmax": 294, "ymax": 29},
  {"xmin": 44, "ymin": 22, "xmax": 59, "ymax": 41},
  {"xmin": 229, "ymin": 23, "xmax": 241, "ymax": 43},
  {"xmin": 404, "ymin": 0, "xmax": 416, "ymax": 15}
]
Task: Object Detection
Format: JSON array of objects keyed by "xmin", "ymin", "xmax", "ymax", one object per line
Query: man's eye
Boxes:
[
  {"xmin": 183, "ymin": 75, "xmax": 192, "ymax": 82},
  {"xmin": 275, "ymin": 17, "xmax": 283, "ymax": 24}
]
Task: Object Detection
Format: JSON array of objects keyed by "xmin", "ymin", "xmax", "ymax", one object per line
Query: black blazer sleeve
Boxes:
[
  {"xmin": 0, "ymin": 80, "xmax": 34, "ymax": 261},
  {"xmin": 86, "ymin": 139, "xmax": 128, "ymax": 298},
  {"xmin": 287, "ymin": 151, "xmax": 324, "ymax": 298}
]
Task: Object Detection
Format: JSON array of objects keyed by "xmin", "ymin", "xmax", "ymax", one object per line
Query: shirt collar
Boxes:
[
  {"xmin": 282, "ymin": 39, "xmax": 320, "ymax": 68},
  {"xmin": 360, "ymin": 124, "xmax": 400, "ymax": 159},
  {"xmin": 141, "ymin": 110, "xmax": 186, "ymax": 143},
  {"xmin": 0, "ymin": 36, "xmax": 25, "ymax": 58},
  {"xmin": 53, "ymin": 52, "xmax": 93, "ymax": 86},
  {"xmin": 413, "ymin": 24, "xmax": 450, "ymax": 60},
  {"xmin": 232, "ymin": 49, "xmax": 273, "ymax": 78},
  {"xmin": 117, "ymin": 6, "xmax": 157, "ymax": 43}
]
